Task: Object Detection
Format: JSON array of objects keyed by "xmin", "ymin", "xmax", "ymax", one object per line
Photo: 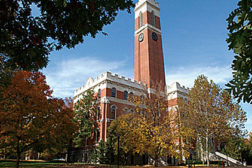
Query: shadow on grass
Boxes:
[{"xmin": 0, "ymin": 160, "xmax": 66, "ymax": 167}]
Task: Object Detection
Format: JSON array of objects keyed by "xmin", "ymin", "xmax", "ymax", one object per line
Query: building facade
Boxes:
[
  {"xmin": 73, "ymin": 1, "xmax": 246, "ymax": 166},
  {"xmin": 73, "ymin": 0, "xmax": 189, "ymax": 145}
]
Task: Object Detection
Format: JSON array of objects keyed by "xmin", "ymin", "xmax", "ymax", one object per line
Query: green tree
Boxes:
[
  {"xmin": 0, "ymin": 71, "xmax": 77, "ymax": 168},
  {"xmin": 221, "ymin": 133, "xmax": 252, "ymax": 164},
  {"xmin": 225, "ymin": 0, "xmax": 252, "ymax": 104},
  {"xmin": 249, "ymin": 132, "xmax": 252, "ymax": 160},
  {"xmin": 73, "ymin": 89, "xmax": 97, "ymax": 148},
  {"xmin": 0, "ymin": 0, "xmax": 134, "ymax": 71},
  {"xmin": 179, "ymin": 75, "xmax": 247, "ymax": 166},
  {"xmin": 92, "ymin": 139, "xmax": 115, "ymax": 164},
  {"xmin": 221, "ymin": 136, "xmax": 246, "ymax": 160}
]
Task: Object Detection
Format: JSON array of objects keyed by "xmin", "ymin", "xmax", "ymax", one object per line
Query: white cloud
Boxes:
[
  {"xmin": 43, "ymin": 60, "xmax": 252, "ymax": 132},
  {"xmin": 42, "ymin": 57, "xmax": 126, "ymax": 98},
  {"xmin": 45, "ymin": 63, "xmax": 233, "ymax": 98},
  {"xmin": 166, "ymin": 65, "xmax": 232, "ymax": 87}
]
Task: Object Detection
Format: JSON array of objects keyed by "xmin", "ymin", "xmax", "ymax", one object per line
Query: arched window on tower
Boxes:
[
  {"xmin": 139, "ymin": 12, "xmax": 143, "ymax": 28},
  {"xmin": 111, "ymin": 87, "xmax": 116, "ymax": 98},
  {"xmin": 110, "ymin": 105, "xmax": 116, "ymax": 120},
  {"xmin": 123, "ymin": 91, "xmax": 128, "ymax": 100},
  {"xmin": 151, "ymin": 11, "xmax": 155, "ymax": 26}
]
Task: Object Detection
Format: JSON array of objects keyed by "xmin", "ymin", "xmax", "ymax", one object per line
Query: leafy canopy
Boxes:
[
  {"xmin": 109, "ymin": 85, "xmax": 192, "ymax": 166},
  {"xmin": 0, "ymin": 71, "xmax": 77, "ymax": 167},
  {"xmin": 180, "ymin": 75, "xmax": 247, "ymax": 140},
  {"xmin": 226, "ymin": 0, "xmax": 252, "ymax": 104},
  {"xmin": 221, "ymin": 135, "xmax": 247, "ymax": 160},
  {"xmin": 0, "ymin": 0, "xmax": 134, "ymax": 71},
  {"xmin": 178, "ymin": 75, "xmax": 247, "ymax": 166}
]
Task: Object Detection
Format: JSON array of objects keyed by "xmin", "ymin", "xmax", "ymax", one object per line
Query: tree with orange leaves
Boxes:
[{"xmin": 0, "ymin": 71, "xmax": 77, "ymax": 168}]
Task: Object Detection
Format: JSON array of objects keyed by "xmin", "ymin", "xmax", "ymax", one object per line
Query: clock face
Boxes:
[
  {"xmin": 152, "ymin": 32, "xmax": 158, "ymax": 41},
  {"xmin": 138, "ymin": 33, "xmax": 144, "ymax": 42}
]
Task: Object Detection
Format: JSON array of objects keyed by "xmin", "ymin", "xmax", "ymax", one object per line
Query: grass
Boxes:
[
  {"xmin": 0, "ymin": 160, "xmax": 64, "ymax": 167},
  {"xmin": 0, "ymin": 160, "xmax": 228, "ymax": 168}
]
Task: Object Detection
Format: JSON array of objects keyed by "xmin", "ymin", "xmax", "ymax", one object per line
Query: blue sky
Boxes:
[{"xmin": 41, "ymin": 0, "xmax": 251, "ymax": 132}]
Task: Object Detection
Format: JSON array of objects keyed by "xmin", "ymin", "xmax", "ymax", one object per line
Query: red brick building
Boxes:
[
  {"xmin": 73, "ymin": 1, "xmax": 248, "ymax": 166},
  {"xmin": 73, "ymin": 0, "xmax": 188, "ymax": 146}
]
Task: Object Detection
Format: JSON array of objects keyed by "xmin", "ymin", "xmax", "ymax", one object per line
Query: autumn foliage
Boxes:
[
  {"xmin": 177, "ymin": 75, "xmax": 247, "ymax": 166},
  {"xmin": 0, "ymin": 71, "xmax": 77, "ymax": 167},
  {"xmin": 108, "ymin": 85, "xmax": 191, "ymax": 166}
]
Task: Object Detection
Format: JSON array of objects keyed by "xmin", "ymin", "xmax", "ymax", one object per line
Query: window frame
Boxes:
[
  {"xmin": 111, "ymin": 87, "xmax": 116, "ymax": 98},
  {"xmin": 123, "ymin": 91, "xmax": 128, "ymax": 100},
  {"xmin": 151, "ymin": 10, "xmax": 155, "ymax": 26},
  {"xmin": 97, "ymin": 106, "xmax": 100, "ymax": 121},
  {"xmin": 96, "ymin": 128, "xmax": 100, "ymax": 142},
  {"xmin": 139, "ymin": 12, "xmax": 143, "ymax": 28},
  {"xmin": 97, "ymin": 89, "xmax": 101, "ymax": 98},
  {"xmin": 110, "ymin": 105, "xmax": 116, "ymax": 120}
]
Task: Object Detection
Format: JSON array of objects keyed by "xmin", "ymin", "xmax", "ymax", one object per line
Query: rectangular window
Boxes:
[
  {"xmin": 96, "ymin": 129, "xmax": 100, "ymax": 142},
  {"xmin": 111, "ymin": 105, "xmax": 116, "ymax": 119},
  {"xmin": 151, "ymin": 11, "xmax": 155, "ymax": 26},
  {"xmin": 124, "ymin": 91, "xmax": 128, "ymax": 100},
  {"xmin": 97, "ymin": 107, "xmax": 100, "ymax": 121},
  {"xmin": 139, "ymin": 12, "xmax": 143, "ymax": 28},
  {"xmin": 97, "ymin": 89, "xmax": 101, "ymax": 98},
  {"xmin": 112, "ymin": 88, "xmax": 116, "ymax": 97}
]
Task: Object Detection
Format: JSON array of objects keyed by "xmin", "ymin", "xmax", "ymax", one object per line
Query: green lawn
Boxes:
[
  {"xmin": 0, "ymin": 161, "xmax": 226, "ymax": 168},
  {"xmin": 0, "ymin": 161, "xmax": 64, "ymax": 167},
  {"xmin": 0, "ymin": 161, "xmax": 113, "ymax": 168}
]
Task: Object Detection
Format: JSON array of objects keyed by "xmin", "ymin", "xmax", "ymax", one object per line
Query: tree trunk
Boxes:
[
  {"xmin": 66, "ymin": 139, "xmax": 73, "ymax": 163},
  {"xmin": 16, "ymin": 140, "xmax": 21, "ymax": 168},
  {"xmin": 206, "ymin": 135, "xmax": 210, "ymax": 167},
  {"xmin": 3, "ymin": 148, "xmax": 6, "ymax": 159},
  {"xmin": 154, "ymin": 155, "xmax": 158, "ymax": 167},
  {"xmin": 199, "ymin": 137, "xmax": 204, "ymax": 165}
]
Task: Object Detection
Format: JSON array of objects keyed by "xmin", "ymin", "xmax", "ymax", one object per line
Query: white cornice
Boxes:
[
  {"xmin": 101, "ymin": 97, "xmax": 110, "ymax": 104},
  {"xmin": 74, "ymin": 71, "xmax": 145, "ymax": 97},
  {"xmin": 135, "ymin": 24, "xmax": 161, "ymax": 35},
  {"xmin": 94, "ymin": 96, "xmax": 135, "ymax": 106}
]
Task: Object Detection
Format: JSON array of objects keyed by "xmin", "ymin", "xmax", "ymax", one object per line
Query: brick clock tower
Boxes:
[
  {"xmin": 134, "ymin": 0, "xmax": 166, "ymax": 90},
  {"xmin": 74, "ymin": 1, "xmax": 190, "ymax": 161}
]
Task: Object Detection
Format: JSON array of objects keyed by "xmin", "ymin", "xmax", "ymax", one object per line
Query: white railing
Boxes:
[{"xmin": 213, "ymin": 151, "xmax": 246, "ymax": 167}]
